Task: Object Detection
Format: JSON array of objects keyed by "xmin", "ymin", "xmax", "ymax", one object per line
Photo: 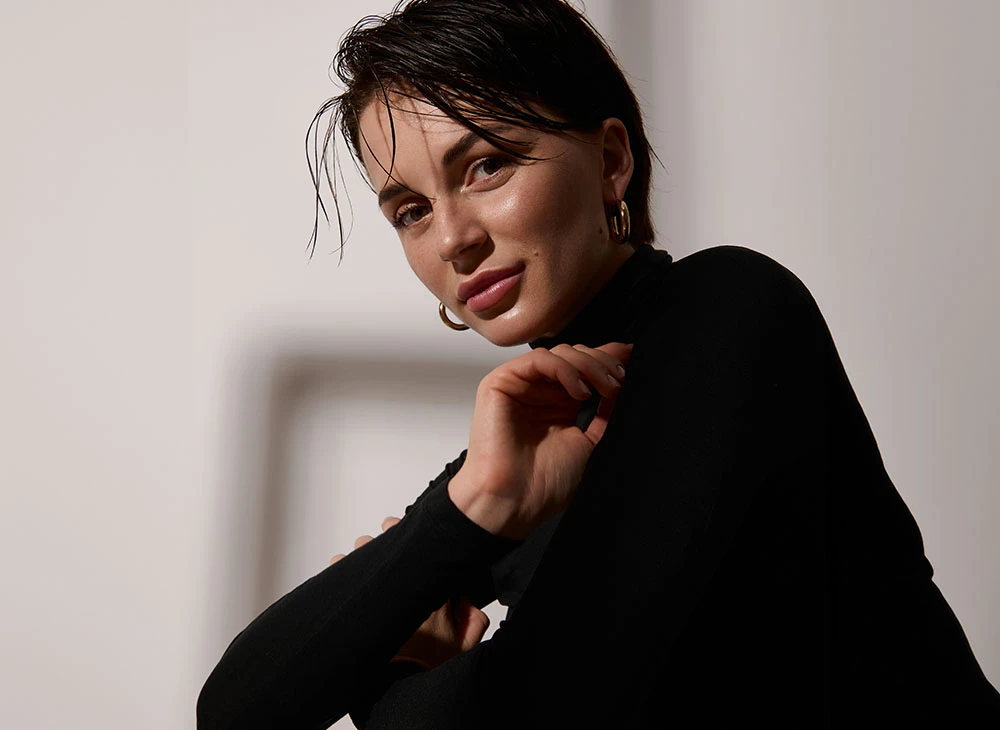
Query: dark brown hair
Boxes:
[{"xmin": 307, "ymin": 0, "xmax": 656, "ymax": 257}]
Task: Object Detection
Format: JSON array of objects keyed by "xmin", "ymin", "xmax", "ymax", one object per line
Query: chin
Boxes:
[
  {"xmin": 473, "ymin": 309, "xmax": 555, "ymax": 348},
  {"xmin": 475, "ymin": 325, "xmax": 532, "ymax": 348}
]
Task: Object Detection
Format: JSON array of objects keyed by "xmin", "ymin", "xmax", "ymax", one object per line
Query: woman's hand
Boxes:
[
  {"xmin": 448, "ymin": 342, "xmax": 632, "ymax": 540},
  {"xmin": 329, "ymin": 516, "xmax": 491, "ymax": 670}
]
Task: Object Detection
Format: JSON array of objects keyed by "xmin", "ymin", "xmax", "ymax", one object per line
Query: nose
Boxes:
[{"xmin": 435, "ymin": 200, "xmax": 487, "ymax": 263}]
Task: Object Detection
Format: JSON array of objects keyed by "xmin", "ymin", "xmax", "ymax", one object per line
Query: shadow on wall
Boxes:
[{"xmin": 211, "ymin": 345, "xmax": 492, "ymax": 643}]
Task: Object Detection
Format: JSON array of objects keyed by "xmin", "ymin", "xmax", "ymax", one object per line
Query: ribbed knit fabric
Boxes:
[{"xmin": 198, "ymin": 245, "xmax": 999, "ymax": 729}]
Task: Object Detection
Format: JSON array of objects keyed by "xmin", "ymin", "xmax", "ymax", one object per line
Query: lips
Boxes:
[{"xmin": 457, "ymin": 263, "xmax": 526, "ymax": 303}]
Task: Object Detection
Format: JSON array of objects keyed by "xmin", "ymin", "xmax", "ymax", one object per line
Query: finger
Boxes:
[
  {"xmin": 450, "ymin": 597, "xmax": 491, "ymax": 651},
  {"xmin": 353, "ymin": 534, "xmax": 373, "ymax": 550},
  {"xmin": 594, "ymin": 341, "xmax": 635, "ymax": 366},
  {"xmin": 467, "ymin": 610, "xmax": 490, "ymax": 645},
  {"xmin": 499, "ymin": 348, "xmax": 594, "ymax": 401},
  {"xmin": 569, "ymin": 343, "xmax": 628, "ymax": 379},
  {"xmin": 534, "ymin": 348, "xmax": 598, "ymax": 400},
  {"xmin": 329, "ymin": 553, "xmax": 346, "ymax": 566},
  {"xmin": 581, "ymin": 383, "xmax": 622, "ymax": 446},
  {"xmin": 548, "ymin": 343, "xmax": 624, "ymax": 398},
  {"xmin": 381, "ymin": 516, "xmax": 401, "ymax": 532}
]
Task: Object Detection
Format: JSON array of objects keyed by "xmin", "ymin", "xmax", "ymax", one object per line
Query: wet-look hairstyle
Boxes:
[{"xmin": 307, "ymin": 0, "xmax": 655, "ymax": 256}]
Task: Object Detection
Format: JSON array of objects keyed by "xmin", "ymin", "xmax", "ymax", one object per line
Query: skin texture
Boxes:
[
  {"xmin": 333, "ymin": 93, "xmax": 640, "ymax": 669},
  {"xmin": 357, "ymin": 93, "xmax": 635, "ymax": 347}
]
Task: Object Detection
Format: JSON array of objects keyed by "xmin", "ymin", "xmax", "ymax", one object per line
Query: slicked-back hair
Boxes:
[{"xmin": 307, "ymin": 0, "xmax": 655, "ymax": 256}]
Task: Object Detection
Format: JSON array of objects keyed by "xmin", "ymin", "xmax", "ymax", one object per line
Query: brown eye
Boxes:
[
  {"xmin": 394, "ymin": 203, "xmax": 430, "ymax": 229},
  {"xmin": 469, "ymin": 156, "xmax": 508, "ymax": 182}
]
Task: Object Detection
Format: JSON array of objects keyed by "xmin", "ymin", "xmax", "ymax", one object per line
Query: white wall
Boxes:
[
  {"xmin": 1, "ymin": 4, "xmax": 198, "ymax": 729},
  {"xmin": 0, "ymin": 2, "xmax": 996, "ymax": 729},
  {"xmin": 643, "ymin": 0, "xmax": 1000, "ymax": 684}
]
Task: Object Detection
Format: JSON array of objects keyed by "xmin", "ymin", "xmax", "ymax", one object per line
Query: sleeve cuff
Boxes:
[{"xmin": 416, "ymin": 475, "xmax": 521, "ymax": 563}]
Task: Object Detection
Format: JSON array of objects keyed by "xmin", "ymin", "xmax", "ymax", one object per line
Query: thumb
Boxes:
[
  {"xmin": 451, "ymin": 596, "xmax": 491, "ymax": 651},
  {"xmin": 582, "ymin": 382, "xmax": 622, "ymax": 445}
]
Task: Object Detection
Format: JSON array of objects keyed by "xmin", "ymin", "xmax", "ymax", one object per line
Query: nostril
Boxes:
[{"xmin": 437, "ymin": 225, "xmax": 487, "ymax": 262}]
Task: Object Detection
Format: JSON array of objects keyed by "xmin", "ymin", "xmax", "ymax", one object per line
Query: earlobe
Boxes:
[{"xmin": 600, "ymin": 118, "xmax": 634, "ymax": 204}]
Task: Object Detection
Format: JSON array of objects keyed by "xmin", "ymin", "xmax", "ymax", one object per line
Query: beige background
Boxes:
[{"xmin": 1, "ymin": 1, "xmax": 997, "ymax": 728}]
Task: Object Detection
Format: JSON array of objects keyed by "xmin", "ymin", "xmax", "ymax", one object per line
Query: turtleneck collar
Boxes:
[{"xmin": 529, "ymin": 244, "xmax": 673, "ymax": 350}]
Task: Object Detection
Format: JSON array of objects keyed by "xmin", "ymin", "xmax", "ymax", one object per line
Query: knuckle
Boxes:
[
  {"xmin": 478, "ymin": 374, "xmax": 503, "ymax": 396},
  {"xmin": 564, "ymin": 364, "xmax": 583, "ymax": 381},
  {"xmin": 527, "ymin": 348, "xmax": 553, "ymax": 367}
]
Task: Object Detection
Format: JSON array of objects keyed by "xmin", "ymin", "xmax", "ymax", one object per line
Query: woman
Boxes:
[{"xmin": 198, "ymin": 1, "xmax": 1000, "ymax": 727}]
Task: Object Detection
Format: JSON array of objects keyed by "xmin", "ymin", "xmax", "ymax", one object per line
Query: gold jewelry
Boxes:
[
  {"xmin": 438, "ymin": 301, "xmax": 469, "ymax": 331},
  {"xmin": 609, "ymin": 199, "xmax": 631, "ymax": 245}
]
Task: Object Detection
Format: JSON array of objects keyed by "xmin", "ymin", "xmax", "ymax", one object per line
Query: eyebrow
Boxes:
[
  {"xmin": 377, "ymin": 181, "xmax": 410, "ymax": 208},
  {"xmin": 442, "ymin": 128, "xmax": 490, "ymax": 168},
  {"xmin": 377, "ymin": 124, "xmax": 522, "ymax": 209}
]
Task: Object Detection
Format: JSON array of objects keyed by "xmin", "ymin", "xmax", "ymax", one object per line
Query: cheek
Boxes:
[
  {"xmin": 512, "ymin": 173, "xmax": 604, "ymax": 258},
  {"xmin": 401, "ymin": 240, "xmax": 445, "ymax": 297},
  {"xmin": 496, "ymin": 169, "xmax": 602, "ymax": 253}
]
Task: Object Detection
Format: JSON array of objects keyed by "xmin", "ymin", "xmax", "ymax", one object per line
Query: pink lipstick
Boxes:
[{"xmin": 459, "ymin": 265, "xmax": 525, "ymax": 313}]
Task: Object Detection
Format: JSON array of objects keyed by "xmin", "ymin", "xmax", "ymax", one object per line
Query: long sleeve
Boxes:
[
  {"xmin": 352, "ymin": 247, "xmax": 827, "ymax": 728},
  {"xmin": 196, "ymin": 454, "xmax": 517, "ymax": 730},
  {"xmin": 199, "ymin": 245, "xmax": 1000, "ymax": 729},
  {"xmin": 354, "ymin": 247, "xmax": 1000, "ymax": 728}
]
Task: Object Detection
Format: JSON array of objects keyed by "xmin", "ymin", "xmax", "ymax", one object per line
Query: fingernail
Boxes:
[
  {"xmin": 577, "ymin": 378, "xmax": 592, "ymax": 396},
  {"xmin": 616, "ymin": 364, "xmax": 626, "ymax": 377},
  {"xmin": 606, "ymin": 373, "xmax": 621, "ymax": 388}
]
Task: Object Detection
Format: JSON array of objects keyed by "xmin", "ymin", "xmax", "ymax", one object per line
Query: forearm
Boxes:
[{"xmin": 197, "ymin": 483, "xmax": 515, "ymax": 730}]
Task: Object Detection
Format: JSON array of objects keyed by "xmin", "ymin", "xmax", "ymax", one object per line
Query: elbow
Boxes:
[
  {"xmin": 196, "ymin": 667, "xmax": 247, "ymax": 730},
  {"xmin": 195, "ymin": 679, "xmax": 225, "ymax": 730}
]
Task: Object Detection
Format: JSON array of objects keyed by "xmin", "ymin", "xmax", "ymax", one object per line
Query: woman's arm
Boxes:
[
  {"xmin": 354, "ymin": 250, "xmax": 826, "ymax": 729},
  {"xmin": 196, "ymin": 456, "xmax": 517, "ymax": 730},
  {"xmin": 198, "ymin": 334, "xmax": 631, "ymax": 730}
]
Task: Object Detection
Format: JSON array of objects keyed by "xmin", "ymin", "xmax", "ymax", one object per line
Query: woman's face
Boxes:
[{"xmin": 357, "ymin": 94, "xmax": 635, "ymax": 347}]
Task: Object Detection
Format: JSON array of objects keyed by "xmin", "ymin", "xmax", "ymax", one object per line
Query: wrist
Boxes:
[{"xmin": 447, "ymin": 467, "xmax": 528, "ymax": 540}]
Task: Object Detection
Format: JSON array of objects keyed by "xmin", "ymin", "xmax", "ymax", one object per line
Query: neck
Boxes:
[{"xmin": 535, "ymin": 244, "xmax": 636, "ymax": 341}]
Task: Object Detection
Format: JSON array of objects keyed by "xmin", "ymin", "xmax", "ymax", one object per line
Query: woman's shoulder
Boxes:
[
  {"xmin": 655, "ymin": 244, "xmax": 819, "ymax": 319},
  {"xmin": 670, "ymin": 245, "xmax": 808, "ymax": 292},
  {"xmin": 635, "ymin": 244, "xmax": 826, "ymax": 353}
]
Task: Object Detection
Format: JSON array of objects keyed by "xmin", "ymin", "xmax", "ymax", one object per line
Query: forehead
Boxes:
[{"xmin": 357, "ymin": 94, "xmax": 470, "ymax": 188}]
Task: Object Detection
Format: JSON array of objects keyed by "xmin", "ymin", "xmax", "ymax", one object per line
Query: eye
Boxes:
[
  {"xmin": 393, "ymin": 202, "xmax": 431, "ymax": 229},
  {"xmin": 469, "ymin": 156, "xmax": 509, "ymax": 183}
]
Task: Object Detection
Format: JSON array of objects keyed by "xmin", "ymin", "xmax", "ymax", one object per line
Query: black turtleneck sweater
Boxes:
[{"xmin": 198, "ymin": 245, "xmax": 999, "ymax": 729}]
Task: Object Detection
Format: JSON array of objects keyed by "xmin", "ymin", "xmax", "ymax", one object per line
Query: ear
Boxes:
[{"xmin": 599, "ymin": 118, "xmax": 634, "ymax": 205}]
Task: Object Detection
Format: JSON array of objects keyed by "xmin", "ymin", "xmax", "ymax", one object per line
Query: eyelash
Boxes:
[
  {"xmin": 391, "ymin": 155, "xmax": 513, "ymax": 230},
  {"xmin": 470, "ymin": 155, "xmax": 509, "ymax": 180},
  {"xmin": 392, "ymin": 203, "xmax": 429, "ymax": 230}
]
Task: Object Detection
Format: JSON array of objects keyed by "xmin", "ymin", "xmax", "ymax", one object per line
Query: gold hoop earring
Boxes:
[
  {"xmin": 609, "ymin": 199, "xmax": 631, "ymax": 245},
  {"xmin": 438, "ymin": 302, "xmax": 469, "ymax": 331}
]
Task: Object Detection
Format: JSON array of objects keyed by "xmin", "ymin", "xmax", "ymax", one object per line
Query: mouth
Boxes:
[{"xmin": 458, "ymin": 263, "xmax": 526, "ymax": 314}]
